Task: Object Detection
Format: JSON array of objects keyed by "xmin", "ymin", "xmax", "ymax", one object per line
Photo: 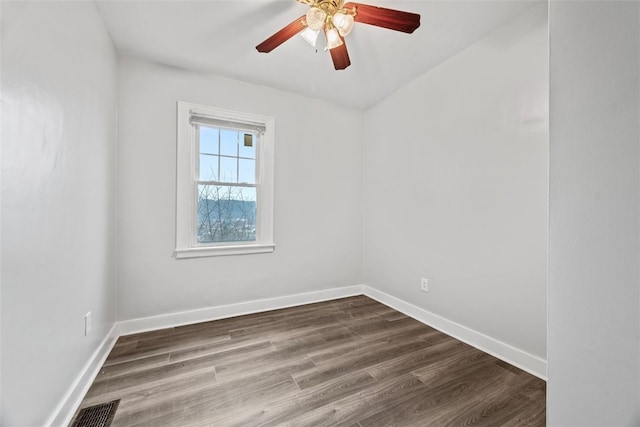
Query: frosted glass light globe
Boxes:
[
  {"xmin": 306, "ymin": 7, "xmax": 327, "ymax": 31},
  {"xmin": 332, "ymin": 12, "xmax": 354, "ymax": 37},
  {"xmin": 300, "ymin": 27, "xmax": 320, "ymax": 47},
  {"xmin": 325, "ymin": 27, "xmax": 343, "ymax": 50}
]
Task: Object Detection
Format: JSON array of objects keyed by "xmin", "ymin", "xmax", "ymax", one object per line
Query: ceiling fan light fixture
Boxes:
[
  {"xmin": 255, "ymin": 0, "xmax": 421, "ymax": 71},
  {"xmin": 306, "ymin": 7, "xmax": 326, "ymax": 31},
  {"xmin": 300, "ymin": 27, "xmax": 320, "ymax": 47},
  {"xmin": 325, "ymin": 27, "xmax": 343, "ymax": 50},
  {"xmin": 332, "ymin": 12, "xmax": 354, "ymax": 37}
]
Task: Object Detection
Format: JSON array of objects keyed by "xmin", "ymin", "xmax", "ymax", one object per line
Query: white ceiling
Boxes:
[{"xmin": 95, "ymin": 0, "xmax": 540, "ymax": 109}]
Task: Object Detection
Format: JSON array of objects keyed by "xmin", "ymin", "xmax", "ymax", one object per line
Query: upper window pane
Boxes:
[
  {"xmin": 239, "ymin": 133, "xmax": 256, "ymax": 159},
  {"xmin": 219, "ymin": 155, "xmax": 238, "ymax": 183},
  {"xmin": 199, "ymin": 154, "xmax": 218, "ymax": 181},
  {"xmin": 197, "ymin": 126, "xmax": 258, "ymax": 184},
  {"xmin": 199, "ymin": 126, "xmax": 219, "ymax": 155},
  {"xmin": 238, "ymin": 159, "xmax": 255, "ymax": 184},
  {"xmin": 220, "ymin": 129, "xmax": 238, "ymax": 157}
]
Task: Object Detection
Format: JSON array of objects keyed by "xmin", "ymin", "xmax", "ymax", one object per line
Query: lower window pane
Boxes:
[{"xmin": 197, "ymin": 185, "xmax": 257, "ymax": 243}]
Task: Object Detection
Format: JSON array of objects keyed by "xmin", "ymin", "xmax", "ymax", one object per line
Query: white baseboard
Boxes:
[
  {"xmin": 50, "ymin": 283, "xmax": 546, "ymax": 426},
  {"xmin": 45, "ymin": 323, "xmax": 120, "ymax": 427},
  {"xmin": 47, "ymin": 286, "xmax": 363, "ymax": 426},
  {"xmin": 118, "ymin": 285, "xmax": 365, "ymax": 336},
  {"xmin": 363, "ymin": 285, "xmax": 547, "ymax": 380}
]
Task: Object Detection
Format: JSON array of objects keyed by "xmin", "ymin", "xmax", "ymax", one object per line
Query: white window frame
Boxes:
[{"xmin": 175, "ymin": 101, "xmax": 275, "ymax": 258}]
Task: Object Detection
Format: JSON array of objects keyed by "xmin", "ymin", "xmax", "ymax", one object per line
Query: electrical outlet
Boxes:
[
  {"xmin": 420, "ymin": 277, "xmax": 429, "ymax": 292},
  {"xmin": 84, "ymin": 311, "xmax": 92, "ymax": 336}
]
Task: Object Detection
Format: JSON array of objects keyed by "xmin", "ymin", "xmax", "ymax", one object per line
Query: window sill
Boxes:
[{"xmin": 175, "ymin": 243, "xmax": 275, "ymax": 259}]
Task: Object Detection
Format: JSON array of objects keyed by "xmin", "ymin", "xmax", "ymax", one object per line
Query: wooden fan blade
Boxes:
[
  {"xmin": 256, "ymin": 15, "xmax": 307, "ymax": 53},
  {"xmin": 343, "ymin": 2, "xmax": 420, "ymax": 34},
  {"xmin": 330, "ymin": 38, "xmax": 351, "ymax": 70}
]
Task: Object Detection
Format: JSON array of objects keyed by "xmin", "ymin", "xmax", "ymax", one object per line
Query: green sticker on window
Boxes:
[{"xmin": 244, "ymin": 134, "xmax": 253, "ymax": 147}]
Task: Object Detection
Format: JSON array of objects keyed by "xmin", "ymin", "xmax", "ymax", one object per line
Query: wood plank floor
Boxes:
[{"xmin": 75, "ymin": 296, "xmax": 545, "ymax": 426}]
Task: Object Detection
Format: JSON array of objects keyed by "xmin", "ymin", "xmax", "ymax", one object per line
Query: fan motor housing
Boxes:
[{"xmin": 317, "ymin": 0, "xmax": 344, "ymax": 16}]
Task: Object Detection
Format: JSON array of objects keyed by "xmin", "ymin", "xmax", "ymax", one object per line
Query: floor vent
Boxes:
[{"xmin": 70, "ymin": 399, "xmax": 120, "ymax": 427}]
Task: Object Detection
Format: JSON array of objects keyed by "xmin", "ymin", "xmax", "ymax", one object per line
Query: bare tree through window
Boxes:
[{"xmin": 197, "ymin": 185, "xmax": 256, "ymax": 243}]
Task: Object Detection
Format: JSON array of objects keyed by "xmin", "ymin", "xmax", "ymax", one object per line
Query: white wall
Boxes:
[
  {"xmin": 548, "ymin": 1, "xmax": 640, "ymax": 425},
  {"xmin": 363, "ymin": 5, "xmax": 548, "ymax": 362},
  {"xmin": 0, "ymin": 2, "xmax": 118, "ymax": 426},
  {"xmin": 116, "ymin": 57, "xmax": 363, "ymax": 321}
]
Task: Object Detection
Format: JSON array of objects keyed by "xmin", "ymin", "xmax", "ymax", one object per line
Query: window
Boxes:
[{"xmin": 176, "ymin": 101, "xmax": 274, "ymax": 258}]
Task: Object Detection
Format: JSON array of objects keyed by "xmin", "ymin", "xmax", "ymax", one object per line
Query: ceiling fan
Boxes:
[{"xmin": 256, "ymin": 0, "xmax": 420, "ymax": 70}]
